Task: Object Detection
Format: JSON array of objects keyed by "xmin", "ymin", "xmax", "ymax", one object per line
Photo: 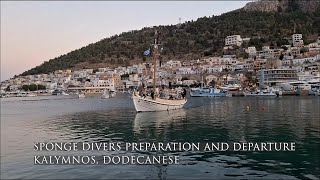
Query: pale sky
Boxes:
[{"xmin": 1, "ymin": 1, "xmax": 250, "ymax": 81}]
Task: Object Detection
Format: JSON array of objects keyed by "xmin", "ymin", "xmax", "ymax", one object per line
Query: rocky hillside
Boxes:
[
  {"xmin": 19, "ymin": 1, "xmax": 320, "ymax": 76},
  {"xmin": 243, "ymin": 0, "xmax": 320, "ymax": 13}
]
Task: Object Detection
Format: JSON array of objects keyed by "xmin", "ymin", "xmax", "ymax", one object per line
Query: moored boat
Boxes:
[
  {"xmin": 61, "ymin": 91, "xmax": 69, "ymax": 96},
  {"xmin": 26, "ymin": 93, "xmax": 37, "ymax": 97},
  {"xmin": 78, "ymin": 93, "xmax": 85, "ymax": 98},
  {"xmin": 0, "ymin": 93, "xmax": 9, "ymax": 98},
  {"xmin": 110, "ymin": 90, "xmax": 116, "ymax": 97},
  {"xmin": 101, "ymin": 89, "xmax": 110, "ymax": 99},
  {"xmin": 190, "ymin": 87, "xmax": 227, "ymax": 97},
  {"xmin": 132, "ymin": 30, "xmax": 187, "ymax": 112},
  {"xmin": 243, "ymin": 90, "xmax": 277, "ymax": 97},
  {"xmin": 132, "ymin": 93, "xmax": 187, "ymax": 112}
]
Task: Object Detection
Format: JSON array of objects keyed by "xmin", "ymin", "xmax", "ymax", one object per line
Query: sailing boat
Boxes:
[{"xmin": 132, "ymin": 30, "xmax": 187, "ymax": 112}]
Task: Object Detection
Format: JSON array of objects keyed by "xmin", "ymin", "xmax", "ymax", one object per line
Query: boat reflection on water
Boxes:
[
  {"xmin": 133, "ymin": 109, "xmax": 187, "ymax": 180},
  {"xmin": 133, "ymin": 109, "xmax": 187, "ymax": 140}
]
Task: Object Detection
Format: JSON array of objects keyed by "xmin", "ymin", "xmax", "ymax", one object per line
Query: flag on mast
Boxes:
[{"xmin": 143, "ymin": 48, "xmax": 151, "ymax": 56}]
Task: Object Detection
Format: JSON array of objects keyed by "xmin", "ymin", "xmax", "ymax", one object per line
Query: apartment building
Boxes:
[
  {"xmin": 292, "ymin": 34, "xmax": 304, "ymax": 47},
  {"xmin": 225, "ymin": 35, "xmax": 242, "ymax": 46}
]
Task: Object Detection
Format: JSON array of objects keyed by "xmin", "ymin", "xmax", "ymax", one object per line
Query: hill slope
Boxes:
[
  {"xmin": 20, "ymin": 2, "xmax": 320, "ymax": 76},
  {"xmin": 243, "ymin": 0, "xmax": 320, "ymax": 13}
]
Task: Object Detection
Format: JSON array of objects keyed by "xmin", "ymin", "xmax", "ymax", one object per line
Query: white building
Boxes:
[
  {"xmin": 46, "ymin": 82, "xmax": 58, "ymax": 90},
  {"xmin": 292, "ymin": 34, "xmax": 304, "ymax": 47},
  {"xmin": 259, "ymin": 69, "xmax": 298, "ymax": 85},
  {"xmin": 225, "ymin": 35, "xmax": 242, "ymax": 46},
  {"xmin": 242, "ymin": 37, "xmax": 251, "ymax": 42},
  {"xmin": 233, "ymin": 64, "xmax": 245, "ymax": 71},
  {"xmin": 165, "ymin": 60, "xmax": 182, "ymax": 68},
  {"xmin": 92, "ymin": 79, "xmax": 115, "ymax": 90},
  {"xmin": 182, "ymin": 80, "xmax": 196, "ymax": 86},
  {"xmin": 177, "ymin": 67, "xmax": 196, "ymax": 75},
  {"xmin": 292, "ymin": 55, "xmax": 320, "ymax": 65},
  {"xmin": 308, "ymin": 43, "xmax": 320, "ymax": 48},
  {"xmin": 202, "ymin": 65, "xmax": 223, "ymax": 73},
  {"xmin": 129, "ymin": 74, "xmax": 139, "ymax": 81},
  {"xmin": 257, "ymin": 46, "xmax": 274, "ymax": 59},
  {"xmin": 247, "ymin": 47, "xmax": 257, "ymax": 56}
]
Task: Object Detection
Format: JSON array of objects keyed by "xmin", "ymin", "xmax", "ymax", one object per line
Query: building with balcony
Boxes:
[
  {"xmin": 225, "ymin": 35, "xmax": 242, "ymax": 46},
  {"xmin": 292, "ymin": 34, "xmax": 304, "ymax": 47},
  {"xmin": 258, "ymin": 68, "xmax": 299, "ymax": 85},
  {"xmin": 247, "ymin": 47, "xmax": 257, "ymax": 57}
]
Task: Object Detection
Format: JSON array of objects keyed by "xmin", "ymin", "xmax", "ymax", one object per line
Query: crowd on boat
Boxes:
[{"xmin": 134, "ymin": 84, "xmax": 187, "ymax": 101}]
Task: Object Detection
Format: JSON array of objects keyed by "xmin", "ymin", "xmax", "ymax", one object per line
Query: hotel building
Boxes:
[{"xmin": 258, "ymin": 69, "xmax": 299, "ymax": 85}]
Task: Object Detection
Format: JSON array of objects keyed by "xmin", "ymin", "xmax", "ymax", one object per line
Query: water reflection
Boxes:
[
  {"xmin": 3, "ymin": 96, "xmax": 318, "ymax": 179},
  {"xmin": 133, "ymin": 110, "xmax": 187, "ymax": 140}
]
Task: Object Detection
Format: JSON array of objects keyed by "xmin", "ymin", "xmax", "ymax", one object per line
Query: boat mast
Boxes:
[
  {"xmin": 152, "ymin": 30, "xmax": 160, "ymax": 99},
  {"xmin": 201, "ymin": 75, "xmax": 204, "ymax": 88}
]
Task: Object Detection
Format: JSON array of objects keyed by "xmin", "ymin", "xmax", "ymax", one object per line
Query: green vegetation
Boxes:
[
  {"xmin": 21, "ymin": 84, "xmax": 46, "ymax": 91},
  {"xmin": 181, "ymin": 77, "xmax": 189, "ymax": 81},
  {"xmin": 20, "ymin": 7, "xmax": 320, "ymax": 76}
]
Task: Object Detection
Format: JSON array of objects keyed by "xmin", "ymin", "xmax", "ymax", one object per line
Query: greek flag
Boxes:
[{"xmin": 143, "ymin": 48, "xmax": 151, "ymax": 56}]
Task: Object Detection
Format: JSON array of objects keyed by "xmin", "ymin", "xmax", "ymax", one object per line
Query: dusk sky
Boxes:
[{"xmin": 1, "ymin": 1, "xmax": 250, "ymax": 81}]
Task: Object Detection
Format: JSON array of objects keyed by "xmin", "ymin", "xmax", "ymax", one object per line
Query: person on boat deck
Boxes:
[
  {"xmin": 159, "ymin": 89, "xmax": 165, "ymax": 98},
  {"xmin": 151, "ymin": 91, "xmax": 155, "ymax": 99},
  {"xmin": 181, "ymin": 88, "xmax": 187, "ymax": 99}
]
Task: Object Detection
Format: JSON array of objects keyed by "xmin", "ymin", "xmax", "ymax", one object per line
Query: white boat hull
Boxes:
[
  {"xmin": 132, "ymin": 95, "xmax": 187, "ymax": 112},
  {"xmin": 101, "ymin": 94, "xmax": 109, "ymax": 99},
  {"xmin": 189, "ymin": 91, "xmax": 226, "ymax": 97},
  {"xmin": 78, "ymin": 94, "xmax": 85, "ymax": 98},
  {"xmin": 26, "ymin": 94, "xmax": 37, "ymax": 97},
  {"xmin": 110, "ymin": 92, "xmax": 116, "ymax": 97},
  {"xmin": 243, "ymin": 92, "xmax": 277, "ymax": 97}
]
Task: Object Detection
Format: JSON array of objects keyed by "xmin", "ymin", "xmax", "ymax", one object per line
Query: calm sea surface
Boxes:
[{"xmin": 1, "ymin": 94, "xmax": 319, "ymax": 179}]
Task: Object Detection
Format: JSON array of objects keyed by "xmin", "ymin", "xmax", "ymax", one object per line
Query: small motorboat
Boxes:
[
  {"xmin": 243, "ymin": 91, "xmax": 277, "ymax": 97},
  {"xmin": 110, "ymin": 90, "xmax": 116, "ymax": 97},
  {"xmin": 101, "ymin": 89, "xmax": 110, "ymax": 99},
  {"xmin": 190, "ymin": 87, "xmax": 227, "ymax": 97},
  {"xmin": 61, "ymin": 91, "xmax": 69, "ymax": 96},
  {"xmin": 78, "ymin": 93, "xmax": 85, "ymax": 98}
]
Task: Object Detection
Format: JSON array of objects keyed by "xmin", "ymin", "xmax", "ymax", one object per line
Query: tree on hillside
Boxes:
[
  {"xmin": 279, "ymin": 53, "xmax": 284, "ymax": 60},
  {"xmin": 18, "ymin": 10, "xmax": 319, "ymax": 76},
  {"xmin": 5, "ymin": 85, "xmax": 10, "ymax": 91},
  {"xmin": 22, "ymin": 85, "xmax": 29, "ymax": 91},
  {"xmin": 300, "ymin": 47, "xmax": 308, "ymax": 54}
]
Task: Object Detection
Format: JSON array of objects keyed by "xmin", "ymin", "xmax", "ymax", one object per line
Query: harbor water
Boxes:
[{"xmin": 1, "ymin": 94, "xmax": 319, "ymax": 179}]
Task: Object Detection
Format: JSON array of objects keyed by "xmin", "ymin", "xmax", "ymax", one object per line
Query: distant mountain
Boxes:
[
  {"xmin": 242, "ymin": 0, "xmax": 320, "ymax": 13},
  {"xmin": 20, "ymin": 1, "xmax": 320, "ymax": 76}
]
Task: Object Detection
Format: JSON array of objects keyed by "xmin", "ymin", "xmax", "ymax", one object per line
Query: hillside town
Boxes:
[{"xmin": 1, "ymin": 34, "xmax": 320, "ymax": 97}]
